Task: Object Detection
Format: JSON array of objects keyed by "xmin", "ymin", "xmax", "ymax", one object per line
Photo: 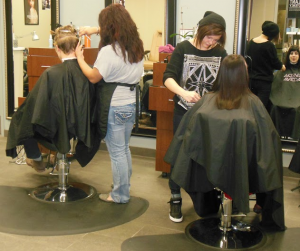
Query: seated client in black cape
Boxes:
[
  {"xmin": 6, "ymin": 25, "xmax": 100, "ymax": 172},
  {"xmin": 270, "ymin": 45, "xmax": 300, "ymax": 140},
  {"xmin": 164, "ymin": 54, "xmax": 285, "ymax": 231}
]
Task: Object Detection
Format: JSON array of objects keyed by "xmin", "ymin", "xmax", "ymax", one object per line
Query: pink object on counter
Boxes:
[{"xmin": 159, "ymin": 44, "xmax": 175, "ymax": 53}]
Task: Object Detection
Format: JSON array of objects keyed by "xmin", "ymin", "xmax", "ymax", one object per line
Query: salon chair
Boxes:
[
  {"xmin": 288, "ymin": 138, "xmax": 300, "ymax": 195},
  {"xmin": 270, "ymin": 106, "xmax": 300, "ymax": 141},
  {"xmin": 144, "ymin": 30, "xmax": 163, "ymax": 71},
  {"xmin": 186, "ymin": 191, "xmax": 264, "ymax": 249},
  {"xmin": 269, "ymin": 75, "xmax": 300, "ymax": 142},
  {"xmin": 30, "ymin": 137, "xmax": 97, "ymax": 203},
  {"xmin": 165, "ymin": 98, "xmax": 285, "ymax": 249}
]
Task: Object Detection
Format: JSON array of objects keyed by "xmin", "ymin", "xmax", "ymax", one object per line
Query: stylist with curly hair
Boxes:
[{"xmin": 76, "ymin": 4, "xmax": 144, "ymax": 204}]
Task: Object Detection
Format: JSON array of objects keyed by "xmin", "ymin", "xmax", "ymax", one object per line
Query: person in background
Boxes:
[
  {"xmin": 246, "ymin": 21, "xmax": 285, "ymax": 111},
  {"xmin": 163, "ymin": 11, "xmax": 227, "ymax": 223},
  {"xmin": 247, "ymin": 21, "xmax": 285, "ymax": 214},
  {"xmin": 269, "ymin": 45, "xmax": 300, "ymax": 140},
  {"xmin": 75, "ymin": 3, "xmax": 144, "ymax": 204}
]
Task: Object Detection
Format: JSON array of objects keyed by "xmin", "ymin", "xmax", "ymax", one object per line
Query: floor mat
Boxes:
[
  {"xmin": 121, "ymin": 225, "xmax": 300, "ymax": 251},
  {"xmin": 0, "ymin": 185, "xmax": 148, "ymax": 236}
]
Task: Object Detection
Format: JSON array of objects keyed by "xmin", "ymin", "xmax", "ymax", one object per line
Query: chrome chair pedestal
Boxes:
[
  {"xmin": 219, "ymin": 194, "xmax": 232, "ymax": 232},
  {"xmin": 30, "ymin": 154, "xmax": 97, "ymax": 203},
  {"xmin": 185, "ymin": 192, "xmax": 265, "ymax": 249}
]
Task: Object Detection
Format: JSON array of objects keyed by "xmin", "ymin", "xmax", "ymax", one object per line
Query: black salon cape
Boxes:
[
  {"xmin": 289, "ymin": 139, "xmax": 300, "ymax": 173},
  {"xmin": 269, "ymin": 68, "xmax": 300, "ymax": 139},
  {"xmin": 6, "ymin": 59, "xmax": 100, "ymax": 167},
  {"xmin": 164, "ymin": 93, "xmax": 285, "ymax": 230}
]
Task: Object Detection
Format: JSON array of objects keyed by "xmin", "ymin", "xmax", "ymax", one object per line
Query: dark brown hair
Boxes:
[
  {"xmin": 194, "ymin": 23, "xmax": 226, "ymax": 48},
  {"xmin": 98, "ymin": 4, "xmax": 144, "ymax": 64},
  {"xmin": 212, "ymin": 54, "xmax": 250, "ymax": 110},
  {"xmin": 52, "ymin": 25, "xmax": 79, "ymax": 54},
  {"xmin": 284, "ymin": 45, "xmax": 300, "ymax": 69},
  {"xmin": 269, "ymin": 33, "xmax": 280, "ymax": 43}
]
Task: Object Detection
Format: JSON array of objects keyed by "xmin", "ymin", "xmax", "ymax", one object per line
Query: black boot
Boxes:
[{"xmin": 168, "ymin": 198, "xmax": 183, "ymax": 223}]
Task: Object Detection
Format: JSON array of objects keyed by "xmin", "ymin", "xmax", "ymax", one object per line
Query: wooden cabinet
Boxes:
[
  {"xmin": 27, "ymin": 47, "xmax": 98, "ymax": 91},
  {"xmin": 149, "ymin": 62, "xmax": 174, "ymax": 173}
]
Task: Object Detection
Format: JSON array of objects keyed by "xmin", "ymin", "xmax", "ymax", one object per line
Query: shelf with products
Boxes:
[
  {"xmin": 284, "ymin": 2, "xmax": 300, "ymax": 48},
  {"xmin": 286, "ymin": 32, "xmax": 300, "ymax": 35}
]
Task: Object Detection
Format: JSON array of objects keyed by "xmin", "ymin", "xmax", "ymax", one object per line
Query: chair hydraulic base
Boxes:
[
  {"xmin": 186, "ymin": 218, "xmax": 264, "ymax": 249},
  {"xmin": 30, "ymin": 182, "xmax": 97, "ymax": 202},
  {"xmin": 185, "ymin": 190, "xmax": 265, "ymax": 249},
  {"xmin": 30, "ymin": 153, "xmax": 97, "ymax": 202}
]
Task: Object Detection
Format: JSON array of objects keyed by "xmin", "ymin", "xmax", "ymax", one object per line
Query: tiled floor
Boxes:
[{"xmin": 0, "ymin": 136, "xmax": 299, "ymax": 251}]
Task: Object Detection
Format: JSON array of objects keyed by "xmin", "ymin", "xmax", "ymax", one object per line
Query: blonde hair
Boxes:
[{"xmin": 51, "ymin": 25, "xmax": 79, "ymax": 54}]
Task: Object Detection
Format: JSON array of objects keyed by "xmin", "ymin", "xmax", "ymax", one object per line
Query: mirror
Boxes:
[
  {"xmin": 4, "ymin": 0, "xmax": 60, "ymax": 118},
  {"xmin": 103, "ymin": 0, "xmax": 176, "ymax": 136},
  {"xmin": 104, "ymin": 0, "xmax": 176, "ymax": 46},
  {"xmin": 4, "ymin": 0, "xmax": 174, "ymax": 119}
]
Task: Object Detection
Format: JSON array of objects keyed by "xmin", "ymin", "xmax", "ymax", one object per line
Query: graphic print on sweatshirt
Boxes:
[
  {"xmin": 283, "ymin": 73, "xmax": 300, "ymax": 82},
  {"xmin": 178, "ymin": 54, "xmax": 221, "ymax": 110}
]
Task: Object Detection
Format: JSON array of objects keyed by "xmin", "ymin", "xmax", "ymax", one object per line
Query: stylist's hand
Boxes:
[
  {"xmin": 79, "ymin": 26, "xmax": 99, "ymax": 36},
  {"xmin": 281, "ymin": 64, "xmax": 286, "ymax": 71},
  {"xmin": 75, "ymin": 42, "xmax": 84, "ymax": 60},
  {"xmin": 182, "ymin": 90, "xmax": 201, "ymax": 103}
]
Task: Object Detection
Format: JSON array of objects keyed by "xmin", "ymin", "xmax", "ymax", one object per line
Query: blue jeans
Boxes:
[{"xmin": 105, "ymin": 103, "xmax": 136, "ymax": 203}]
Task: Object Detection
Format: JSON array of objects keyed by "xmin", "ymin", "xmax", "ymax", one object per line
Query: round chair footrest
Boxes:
[
  {"xmin": 30, "ymin": 182, "xmax": 97, "ymax": 203},
  {"xmin": 186, "ymin": 218, "xmax": 265, "ymax": 249}
]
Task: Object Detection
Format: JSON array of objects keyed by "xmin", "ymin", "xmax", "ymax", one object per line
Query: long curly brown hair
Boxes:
[{"xmin": 98, "ymin": 4, "xmax": 144, "ymax": 64}]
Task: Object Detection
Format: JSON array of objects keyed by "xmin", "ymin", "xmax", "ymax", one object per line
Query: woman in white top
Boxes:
[{"xmin": 76, "ymin": 3, "xmax": 144, "ymax": 203}]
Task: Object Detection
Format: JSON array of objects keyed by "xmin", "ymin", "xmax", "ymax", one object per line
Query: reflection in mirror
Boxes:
[
  {"xmin": 269, "ymin": 0, "xmax": 300, "ymax": 142},
  {"xmin": 247, "ymin": 0, "xmax": 300, "ymax": 142},
  {"xmin": 4, "ymin": 0, "xmax": 59, "ymax": 118},
  {"xmin": 127, "ymin": 0, "xmax": 176, "ymax": 134},
  {"xmin": 104, "ymin": 0, "xmax": 176, "ymax": 136}
]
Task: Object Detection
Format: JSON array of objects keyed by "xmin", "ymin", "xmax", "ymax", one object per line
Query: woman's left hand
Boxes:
[{"xmin": 75, "ymin": 42, "xmax": 84, "ymax": 60}]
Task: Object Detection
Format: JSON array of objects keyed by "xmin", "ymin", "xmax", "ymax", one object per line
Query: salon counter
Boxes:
[
  {"xmin": 149, "ymin": 62, "xmax": 174, "ymax": 174},
  {"xmin": 27, "ymin": 47, "xmax": 98, "ymax": 91}
]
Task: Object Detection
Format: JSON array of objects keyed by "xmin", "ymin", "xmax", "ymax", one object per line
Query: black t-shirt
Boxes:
[
  {"xmin": 246, "ymin": 39, "xmax": 282, "ymax": 82},
  {"xmin": 163, "ymin": 40, "xmax": 227, "ymax": 115}
]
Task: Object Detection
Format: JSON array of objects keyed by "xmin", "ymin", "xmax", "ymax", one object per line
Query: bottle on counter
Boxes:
[{"xmin": 49, "ymin": 33, "xmax": 53, "ymax": 48}]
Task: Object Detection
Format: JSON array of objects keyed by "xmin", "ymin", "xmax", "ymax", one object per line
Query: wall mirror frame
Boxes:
[{"xmin": 4, "ymin": 0, "xmax": 60, "ymax": 118}]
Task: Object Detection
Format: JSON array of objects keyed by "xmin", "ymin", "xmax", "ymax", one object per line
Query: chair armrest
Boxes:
[{"xmin": 144, "ymin": 50, "xmax": 150, "ymax": 60}]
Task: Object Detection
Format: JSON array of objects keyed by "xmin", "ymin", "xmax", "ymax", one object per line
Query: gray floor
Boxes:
[{"xmin": 0, "ymin": 136, "xmax": 299, "ymax": 251}]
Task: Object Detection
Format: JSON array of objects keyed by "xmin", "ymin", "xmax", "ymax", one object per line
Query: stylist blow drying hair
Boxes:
[
  {"xmin": 246, "ymin": 21, "xmax": 285, "ymax": 110},
  {"xmin": 163, "ymin": 11, "xmax": 227, "ymax": 223}
]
